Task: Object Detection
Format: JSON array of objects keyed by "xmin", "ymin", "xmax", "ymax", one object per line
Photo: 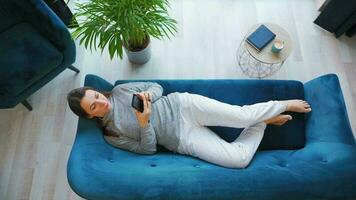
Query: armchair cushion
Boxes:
[
  {"xmin": 18, "ymin": 0, "xmax": 76, "ymax": 66},
  {"xmin": 0, "ymin": 0, "xmax": 22, "ymax": 32},
  {"xmin": 0, "ymin": 22, "xmax": 62, "ymax": 96}
]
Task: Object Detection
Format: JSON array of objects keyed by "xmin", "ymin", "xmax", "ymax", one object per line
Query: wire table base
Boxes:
[{"xmin": 236, "ymin": 39, "xmax": 285, "ymax": 79}]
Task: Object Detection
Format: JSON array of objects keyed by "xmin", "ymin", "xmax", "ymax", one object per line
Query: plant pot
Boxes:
[{"xmin": 124, "ymin": 39, "xmax": 151, "ymax": 65}]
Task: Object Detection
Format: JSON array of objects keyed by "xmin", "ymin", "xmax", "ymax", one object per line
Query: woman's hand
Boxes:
[{"xmin": 134, "ymin": 92, "xmax": 152, "ymax": 128}]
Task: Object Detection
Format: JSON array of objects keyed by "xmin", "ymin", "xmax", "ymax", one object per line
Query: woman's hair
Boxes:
[{"xmin": 67, "ymin": 86, "xmax": 112, "ymax": 125}]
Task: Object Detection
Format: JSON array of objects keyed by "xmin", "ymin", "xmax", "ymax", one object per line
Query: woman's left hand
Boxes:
[{"xmin": 134, "ymin": 92, "xmax": 152, "ymax": 128}]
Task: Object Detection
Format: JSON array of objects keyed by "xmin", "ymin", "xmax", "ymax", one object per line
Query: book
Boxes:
[{"xmin": 246, "ymin": 24, "xmax": 276, "ymax": 52}]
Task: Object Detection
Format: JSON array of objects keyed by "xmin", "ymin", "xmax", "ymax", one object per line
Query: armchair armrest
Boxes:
[
  {"xmin": 17, "ymin": 0, "xmax": 75, "ymax": 65},
  {"xmin": 304, "ymin": 73, "xmax": 355, "ymax": 145}
]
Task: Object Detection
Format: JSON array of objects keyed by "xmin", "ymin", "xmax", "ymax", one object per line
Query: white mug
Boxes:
[{"xmin": 272, "ymin": 39, "xmax": 284, "ymax": 53}]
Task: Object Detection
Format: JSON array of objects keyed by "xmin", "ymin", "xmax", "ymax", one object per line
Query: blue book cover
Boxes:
[{"xmin": 246, "ymin": 24, "xmax": 276, "ymax": 52}]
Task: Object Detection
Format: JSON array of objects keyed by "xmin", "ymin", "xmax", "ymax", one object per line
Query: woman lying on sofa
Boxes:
[{"xmin": 67, "ymin": 82, "xmax": 311, "ymax": 169}]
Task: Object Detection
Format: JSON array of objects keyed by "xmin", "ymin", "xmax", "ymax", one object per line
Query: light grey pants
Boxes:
[{"xmin": 176, "ymin": 92, "xmax": 287, "ymax": 169}]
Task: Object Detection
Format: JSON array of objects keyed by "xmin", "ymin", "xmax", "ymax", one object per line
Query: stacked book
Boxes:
[{"xmin": 246, "ymin": 24, "xmax": 276, "ymax": 52}]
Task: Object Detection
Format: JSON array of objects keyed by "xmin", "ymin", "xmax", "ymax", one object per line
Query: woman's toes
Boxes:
[{"xmin": 302, "ymin": 101, "xmax": 309, "ymax": 106}]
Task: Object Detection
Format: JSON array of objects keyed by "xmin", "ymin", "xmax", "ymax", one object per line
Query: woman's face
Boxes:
[{"xmin": 80, "ymin": 89, "xmax": 112, "ymax": 118}]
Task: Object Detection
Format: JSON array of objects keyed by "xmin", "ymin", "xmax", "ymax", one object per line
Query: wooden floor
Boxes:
[{"xmin": 1, "ymin": 0, "xmax": 355, "ymax": 199}]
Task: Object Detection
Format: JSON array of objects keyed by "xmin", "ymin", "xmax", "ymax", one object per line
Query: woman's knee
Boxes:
[
  {"xmin": 219, "ymin": 157, "xmax": 250, "ymax": 169},
  {"xmin": 231, "ymin": 144, "xmax": 252, "ymax": 168},
  {"xmin": 205, "ymin": 150, "xmax": 251, "ymax": 169},
  {"xmin": 228, "ymin": 156, "xmax": 250, "ymax": 168}
]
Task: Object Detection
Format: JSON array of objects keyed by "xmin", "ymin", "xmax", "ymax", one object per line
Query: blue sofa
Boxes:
[
  {"xmin": 0, "ymin": 0, "xmax": 79, "ymax": 110},
  {"xmin": 67, "ymin": 74, "xmax": 356, "ymax": 200}
]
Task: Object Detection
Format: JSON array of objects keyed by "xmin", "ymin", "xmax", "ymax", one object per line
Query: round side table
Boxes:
[{"xmin": 236, "ymin": 23, "xmax": 293, "ymax": 78}]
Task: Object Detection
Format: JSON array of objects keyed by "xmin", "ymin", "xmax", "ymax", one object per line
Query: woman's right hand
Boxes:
[{"xmin": 134, "ymin": 92, "xmax": 152, "ymax": 128}]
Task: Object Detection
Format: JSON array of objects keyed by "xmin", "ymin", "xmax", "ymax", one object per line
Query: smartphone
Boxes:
[{"xmin": 131, "ymin": 94, "xmax": 144, "ymax": 113}]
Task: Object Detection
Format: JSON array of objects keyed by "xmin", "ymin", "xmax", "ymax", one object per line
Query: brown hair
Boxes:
[{"xmin": 66, "ymin": 86, "xmax": 112, "ymax": 125}]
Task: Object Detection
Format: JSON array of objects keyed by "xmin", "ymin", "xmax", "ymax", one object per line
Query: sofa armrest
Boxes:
[
  {"xmin": 84, "ymin": 74, "xmax": 114, "ymax": 91},
  {"xmin": 304, "ymin": 73, "xmax": 355, "ymax": 145},
  {"xmin": 17, "ymin": 0, "xmax": 75, "ymax": 66}
]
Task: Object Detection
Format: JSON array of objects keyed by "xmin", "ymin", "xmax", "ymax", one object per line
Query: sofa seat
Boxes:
[{"xmin": 67, "ymin": 74, "xmax": 356, "ymax": 200}]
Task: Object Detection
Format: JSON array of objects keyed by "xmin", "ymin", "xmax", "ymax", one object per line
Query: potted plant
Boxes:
[{"xmin": 71, "ymin": 0, "xmax": 178, "ymax": 64}]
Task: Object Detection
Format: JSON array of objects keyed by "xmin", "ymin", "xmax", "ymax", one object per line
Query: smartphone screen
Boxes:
[{"xmin": 131, "ymin": 94, "xmax": 144, "ymax": 112}]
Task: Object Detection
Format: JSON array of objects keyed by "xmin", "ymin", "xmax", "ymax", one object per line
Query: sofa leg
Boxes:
[
  {"xmin": 21, "ymin": 100, "xmax": 33, "ymax": 111},
  {"xmin": 68, "ymin": 65, "xmax": 80, "ymax": 73}
]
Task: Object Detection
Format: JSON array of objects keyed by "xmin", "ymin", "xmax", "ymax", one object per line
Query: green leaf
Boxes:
[
  {"xmin": 115, "ymin": 36, "xmax": 123, "ymax": 59},
  {"xmin": 108, "ymin": 35, "xmax": 117, "ymax": 60}
]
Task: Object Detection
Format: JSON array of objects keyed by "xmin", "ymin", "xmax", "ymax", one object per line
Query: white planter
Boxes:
[{"xmin": 124, "ymin": 41, "xmax": 151, "ymax": 65}]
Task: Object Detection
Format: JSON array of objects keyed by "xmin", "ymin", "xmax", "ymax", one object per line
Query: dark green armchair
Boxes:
[{"xmin": 0, "ymin": 0, "xmax": 79, "ymax": 110}]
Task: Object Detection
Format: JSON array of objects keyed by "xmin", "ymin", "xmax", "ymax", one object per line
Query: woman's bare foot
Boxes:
[
  {"xmin": 264, "ymin": 114, "xmax": 292, "ymax": 126},
  {"xmin": 282, "ymin": 100, "xmax": 312, "ymax": 113}
]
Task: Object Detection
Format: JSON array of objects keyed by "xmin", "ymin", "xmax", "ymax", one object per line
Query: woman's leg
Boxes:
[
  {"xmin": 178, "ymin": 92, "xmax": 287, "ymax": 128},
  {"xmin": 177, "ymin": 122, "xmax": 267, "ymax": 169}
]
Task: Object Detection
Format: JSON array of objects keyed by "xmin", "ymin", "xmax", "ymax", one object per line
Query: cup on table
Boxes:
[{"xmin": 271, "ymin": 39, "xmax": 284, "ymax": 53}]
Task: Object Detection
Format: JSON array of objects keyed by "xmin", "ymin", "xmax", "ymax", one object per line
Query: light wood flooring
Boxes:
[{"xmin": 1, "ymin": 0, "xmax": 355, "ymax": 199}]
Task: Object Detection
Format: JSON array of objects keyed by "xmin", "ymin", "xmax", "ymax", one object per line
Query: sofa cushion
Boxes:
[
  {"xmin": 113, "ymin": 78, "xmax": 306, "ymax": 150},
  {"xmin": 0, "ymin": 22, "xmax": 63, "ymax": 96}
]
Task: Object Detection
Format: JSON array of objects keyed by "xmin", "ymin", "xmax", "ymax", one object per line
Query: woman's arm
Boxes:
[
  {"xmin": 104, "ymin": 124, "xmax": 157, "ymax": 155},
  {"xmin": 114, "ymin": 82, "xmax": 163, "ymax": 102}
]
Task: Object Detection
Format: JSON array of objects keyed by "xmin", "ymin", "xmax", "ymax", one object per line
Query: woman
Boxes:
[{"xmin": 67, "ymin": 82, "xmax": 311, "ymax": 169}]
